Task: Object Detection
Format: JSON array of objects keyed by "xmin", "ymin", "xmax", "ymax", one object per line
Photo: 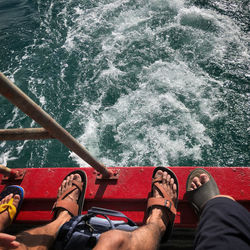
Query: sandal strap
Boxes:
[
  {"xmin": 57, "ymin": 180, "xmax": 82, "ymax": 202},
  {"xmin": 53, "ymin": 200, "xmax": 78, "ymax": 217},
  {"xmin": 147, "ymin": 197, "xmax": 176, "ymax": 215},
  {"xmin": 152, "ymin": 182, "xmax": 170, "ymax": 199},
  {"xmin": 152, "ymin": 177, "xmax": 163, "ymax": 184},
  {"xmin": 0, "ymin": 198, "xmax": 17, "ymax": 222},
  {"xmin": 147, "ymin": 182, "xmax": 177, "ymax": 215},
  {"xmin": 52, "ymin": 180, "xmax": 83, "ymax": 217}
]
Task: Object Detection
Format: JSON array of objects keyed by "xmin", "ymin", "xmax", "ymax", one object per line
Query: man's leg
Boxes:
[
  {"xmin": 14, "ymin": 210, "xmax": 71, "ymax": 250},
  {"xmin": 189, "ymin": 172, "xmax": 250, "ymax": 250},
  {"xmin": 94, "ymin": 169, "xmax": 178, "ymax": 250},
  {"xmin": 1, "ymin": 172, "xmax": 83, "ymax": 250}
]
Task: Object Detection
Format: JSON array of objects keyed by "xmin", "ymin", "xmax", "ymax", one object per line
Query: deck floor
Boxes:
[{"xmin": 1, "ymin": 166, "xmax": 249, "ymax": 227}]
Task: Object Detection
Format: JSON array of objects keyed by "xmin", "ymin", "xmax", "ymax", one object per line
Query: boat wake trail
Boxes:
[{"xmin": 0, "ymin": 0, "xmax": 249, "ymax": 167}]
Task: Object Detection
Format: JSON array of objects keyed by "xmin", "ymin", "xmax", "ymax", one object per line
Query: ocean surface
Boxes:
[{"xmin": 0, "ymin": 0, "xmax": 249, "ymax": 168}]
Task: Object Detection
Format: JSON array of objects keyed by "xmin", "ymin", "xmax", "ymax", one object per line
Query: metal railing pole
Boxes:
[
  {"xmin": 0, "ymin": 73, "xmax": 112, "ymax": 177},
  {"xmin": 0, "ymin": 165, "xmax": 25, "ymax": 180},
  {"xmin": 0, "ymin": 128, "xmax": 54, "ymax": 140}
]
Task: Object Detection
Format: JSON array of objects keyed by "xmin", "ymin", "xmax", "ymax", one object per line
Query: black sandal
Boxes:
[{"xmin": 186, "ymin": 168, "xmax": 220, "ymax": 215}]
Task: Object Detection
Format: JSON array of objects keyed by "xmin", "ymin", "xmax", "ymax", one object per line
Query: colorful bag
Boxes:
[{"xmin": 54, "ymin": 207, "xmax": 138, "ymax": 250}]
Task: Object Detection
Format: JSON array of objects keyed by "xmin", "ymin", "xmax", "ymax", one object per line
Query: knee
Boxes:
[{"xmin": 96, "ymin": 230, "xmax": 131, "ymax": 250}]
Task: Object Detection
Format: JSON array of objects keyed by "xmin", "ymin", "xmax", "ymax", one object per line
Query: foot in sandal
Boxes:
[
  {"xmin": 186, "ymin": 168, "xmax": 234, "ymax": 215},
  {"xmin": 52, "ymin": 170, "xmax": 87, "ymax": 220},
  {"xmin": 0, "ymin": 185, "xmax": 24, "ymax": 231},
  {"xmin": 147, "ymin": 167, "xmax": 179, "ymax": 242}
]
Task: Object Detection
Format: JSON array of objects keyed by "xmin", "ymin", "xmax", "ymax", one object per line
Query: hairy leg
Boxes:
[{"xmin": 94, "ymin": 170, "xmax": 177, "ymax": 250}]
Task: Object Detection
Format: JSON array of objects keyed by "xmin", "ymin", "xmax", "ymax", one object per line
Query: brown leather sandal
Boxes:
[
  {"xmin": 52, "ymin": 170, "xmax": 87, "ymax": 217},
  {"xmin": 147, "ymin": 167, "xmax": 179, "ymax": 243}
]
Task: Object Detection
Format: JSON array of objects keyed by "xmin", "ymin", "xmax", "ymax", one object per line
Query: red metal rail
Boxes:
[{"xmin": 0, "ymin": 166, "xmax": 249, "ymax": 228}]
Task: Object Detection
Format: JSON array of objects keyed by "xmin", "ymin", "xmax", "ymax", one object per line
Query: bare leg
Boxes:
[
  {"xmin": 4, "ymin": 173, "xmax": 82, "ymax": 250},
  {"xmin": 94, "ymin": 170, "xmax": 177, "ymax": 250},
  {"xmin": 13, "ymin": 211, "xmax": 70, "ymax": 250}
]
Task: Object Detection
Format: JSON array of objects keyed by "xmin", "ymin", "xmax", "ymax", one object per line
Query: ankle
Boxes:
[
  {"xmin": 55, "ymin": 210, "xmax": 71, "ymax": 223},
  {"xmin": 147, "ymin": 208, "xmax": 167, "ymax": 233},
  {"xmin": 212, "ymin": 195, "xmax": 235, "ymax": 201}
]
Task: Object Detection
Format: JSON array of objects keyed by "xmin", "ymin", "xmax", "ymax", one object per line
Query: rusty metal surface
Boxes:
[
  {"xmin": 0, "ymin": 166, "xmax": 249, "ymax": 227},
  {"xmin": 0, "ymin": 128, "xmax": 54, "ymax": 140},
  {"xmin": 2, "ymin": 169, "xmax": 26, "ymax": 181}
]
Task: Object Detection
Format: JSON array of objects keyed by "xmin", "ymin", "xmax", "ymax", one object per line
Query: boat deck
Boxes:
[{"xmin": 1, "ymin": 166, "xmax": 249, "ymax": 228}]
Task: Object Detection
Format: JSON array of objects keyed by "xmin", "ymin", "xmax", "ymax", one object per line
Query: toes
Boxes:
[
  {"xmin": 0, "ymin": 194, "xmax": 13, "ymax": 205},
  {"xmin": 58, "ymin": 173, "xmax": 82, "ymax": 199},
  {"xmin": 152, "ymin": 170, "xmax": 177, "ymax": 204},
  {"xmin": 66, "ymin": 175, "xmax": 71, "ymax": 186},
  {"xmin": 73, "ymin": 173, "xmax": 81, "ymax": 183},
  {"xmin": 58, "ymin": 179, "xmax": 66, "ymax": 197},
  {"xmin": 62, "ymin": 179, "xmax": 67, "ymax": 190},
  {"xmin": 170, "ymin": 178, "xmax": 174, "ymax": 186},
  {"xmin": 153, "ymin": 171, "xmax": 163, "ymax": 197},
  {"xmin": 154, "ymin": 170, "xmax": 163, "ymax": 180},
  {"xmin": 193, "ymin": 176, "xmax": 201, "ymax": 187},
  {"xmin": 200, "ymin": 174, "xmax": 209, "ymax": 184},
  {"xmin": 191, "ymin": 182, "xmax": 197, "ymax": 190},
  {"xmin": 64, "ymin": 175, "xmax": 74, "ymax": 190},
  {"xmin": 162, "ymin": 172, "xmax": 168, "ymax": 184},
  {"xmin": 12, "ymin": 195, "xmax": 20, "ymax": 207},
  {"xmin": 68, "ymin": 174, "xmax": 74, "ymax": 186},
  {"xmin": 166, "ymin": 173, "xmax": 171, "ymax": 183},
  {"xmin": 190, "ymin": 174, "xmax": 209, "ymax": 191},
  {"xmin": 173, "ymin": 183, "xmax": 177, "ymax": 197}
]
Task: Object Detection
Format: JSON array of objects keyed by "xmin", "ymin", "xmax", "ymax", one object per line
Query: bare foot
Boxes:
[
  {"xmin": 190, "ymin": 173, "xmax": 234, "ymax": 201},
  {"xmin": 147, "ymin": 170, "xmax": 177, "ymax": 233},
  {"xmin": 54, "ymin": 173, "xmax": 82, "ymax": 221},
  {"xmin": 0, "ymin": 193, "xmax": 20, "ymax": 231}
]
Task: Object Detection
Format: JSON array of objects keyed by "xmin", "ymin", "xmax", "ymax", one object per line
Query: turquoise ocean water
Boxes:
[{"xmin": 0, "ymin": 0, "xmax": 249, "ymax": 168}]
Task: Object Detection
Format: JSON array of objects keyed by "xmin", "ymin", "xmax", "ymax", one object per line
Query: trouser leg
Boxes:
[{"xmin": 194, "ymin": 197, "xmax": 250, "ymax": 250}]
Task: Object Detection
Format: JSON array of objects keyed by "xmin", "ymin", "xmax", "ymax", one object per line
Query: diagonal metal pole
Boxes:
[
  {"xmin": 0, "ymin": 128, "xmax": 54, "ymax": 140},
  {"xmin": 0, "ymin": 73, "xmax": 112, "ymax": 178}
]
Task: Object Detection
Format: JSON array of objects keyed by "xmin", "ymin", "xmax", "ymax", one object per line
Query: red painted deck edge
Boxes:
[{"xmin": 0, "ymin": 166, "xmax": 249, "ymax": 227}]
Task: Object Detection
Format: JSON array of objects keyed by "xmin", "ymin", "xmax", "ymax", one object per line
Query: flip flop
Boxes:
[
  {"xmin": 0, "ymin": 185, "xmax": 25, "ymax": 222},
  {"xmin": 147, "ymin": 167, "xmax": 179, "ymax": 243},
  {"xmin": 186, "ymin": 168, "xmax": 220, "ymax": 215},
  {"xmin": 52, "ymin": 170, "xmax": 87, "ymax": 217}
]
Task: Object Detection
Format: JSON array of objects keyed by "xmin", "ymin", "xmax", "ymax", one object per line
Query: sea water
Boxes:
[{"xmin": 0, "ymin": 0, "xmax": 249, "ymax": 168}]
